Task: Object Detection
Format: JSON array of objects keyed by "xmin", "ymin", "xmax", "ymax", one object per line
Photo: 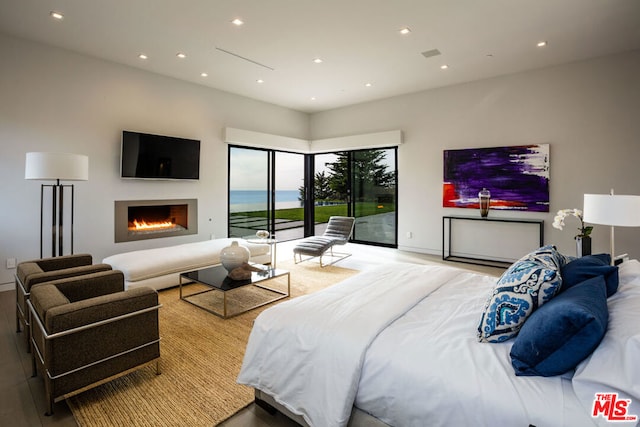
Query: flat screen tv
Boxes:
[{"xmin": 121, "ymin": 130, "xmax": 200, "ymax": 180}]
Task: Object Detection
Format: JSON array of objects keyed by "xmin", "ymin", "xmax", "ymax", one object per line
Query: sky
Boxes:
[
  {"xmin": 229, "ymin": 148, "xmax": 395, "ymax": 191},
  {"xmin": 229, "ymin": 148, "xmax": 308, "ymax": 191}
]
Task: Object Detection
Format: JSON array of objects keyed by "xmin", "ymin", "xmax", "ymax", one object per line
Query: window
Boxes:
[
  {"xmin": 228, "ymin": 146, "xmax": 305, "ymax": 241},
  {"xmin": 228, "ymin": 146, "xmax": 397, "ymax": 247}
]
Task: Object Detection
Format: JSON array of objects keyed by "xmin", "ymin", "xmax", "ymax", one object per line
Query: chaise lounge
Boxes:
[{"xmin": 293, "ymin": 216, "xmax": 355, "ymax": 267}]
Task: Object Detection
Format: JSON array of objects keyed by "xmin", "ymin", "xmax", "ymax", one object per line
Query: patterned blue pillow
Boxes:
[{"xmin": 477, "ymin": 245, "xmax": 564, "ymax": 343}]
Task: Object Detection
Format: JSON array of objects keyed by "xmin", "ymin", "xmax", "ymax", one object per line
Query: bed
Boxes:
[{"xmin": 238, "ymin": 250, "xmax": 640, "ymax": 427}]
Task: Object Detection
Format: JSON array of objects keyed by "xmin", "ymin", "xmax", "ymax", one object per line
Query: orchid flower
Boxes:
[{"xmin": 552, "ymin": 208, "xmax": 593, "ymax": 238}]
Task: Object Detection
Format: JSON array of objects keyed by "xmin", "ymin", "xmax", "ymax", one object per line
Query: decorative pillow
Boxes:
[
  {"xmin": 477, "ymin": 245, "xmax": 564, "ymax": 343},
  {"xmin": 560, "ymin": 254, "xmax": 619, "ymax": 297},
  {"xmin": 510, "ymin": 275, "xmax": 609, "ymax": 377},
  {"xmin": 571, "ymin": 259, "xmax": 640, "ymax": 419}
]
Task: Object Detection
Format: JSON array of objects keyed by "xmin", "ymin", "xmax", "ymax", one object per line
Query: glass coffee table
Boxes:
[{"xmin": 179, "ymin": 264, "xmax": 290, "ymax": 318}]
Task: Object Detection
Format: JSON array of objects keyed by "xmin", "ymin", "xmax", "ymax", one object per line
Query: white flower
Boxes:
[
  {"xmin": 552, "ymin": 209, "xmax": 569, "ymax": 230},
  {"xmin": 552, "ymin": 208, "xmax": 592, "ymax": 237}
]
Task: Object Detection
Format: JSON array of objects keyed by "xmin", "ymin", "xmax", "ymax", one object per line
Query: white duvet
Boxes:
[{"xmin": 238, "ymin": 261, "xmax": 640, "ymax": 427}]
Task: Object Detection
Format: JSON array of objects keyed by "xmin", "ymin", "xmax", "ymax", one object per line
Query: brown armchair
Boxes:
[
  {"xmin": 28, "ymin": 270, "xmax": 161, "ymax": 415},
  {"xmin": 15, "ymin": 254, "xmax": 112, "ymax": 350}
]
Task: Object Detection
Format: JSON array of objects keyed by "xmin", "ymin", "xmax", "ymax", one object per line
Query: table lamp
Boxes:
[{"xmin": 583, "ymin": 190, "xmax": 640, "ymax": 265}]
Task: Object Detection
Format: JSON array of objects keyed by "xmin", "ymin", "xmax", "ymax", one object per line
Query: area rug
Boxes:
[{"xmin": 66, "ymin": 260, "xmax": 359, "ymax": 427}]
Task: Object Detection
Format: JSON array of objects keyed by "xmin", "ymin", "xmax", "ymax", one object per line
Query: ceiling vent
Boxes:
[
  {"xmin": 215, "ymin": 47, "xmax": 275, "ymax": 71},
  {"xmin": 421, "ymin": 49, "xmax": 441, "ymax": 59}
]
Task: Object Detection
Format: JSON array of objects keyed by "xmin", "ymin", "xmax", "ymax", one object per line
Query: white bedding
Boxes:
[
  {"xmin": 238, "ymin": 264, "xmax": 465, "ymax": 426},
  {"xmin": 238, "ymin": 260, "xmax": 640, "ymax": 427},
  {"xmin": 354, "ymin": 266, "xmax": 593, "ymax": 427}
]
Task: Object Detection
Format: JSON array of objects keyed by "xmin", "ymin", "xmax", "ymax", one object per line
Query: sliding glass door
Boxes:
[
  {"xmin": 312, "ymin": 152, "xmax": 349, "ymax": 235},
  {"xmin": 310, "ymin": 148, "xmax": 397, "ymax": 247},
  {"xmin": 228, "ymin": 147, "xmax": 270, "ymax": 238},
  {"xmin": 351, "ymin": 148, "xmax": 397, "ymax": 246},
  {"xmin": 274, "ymin": 151, "xmax": 305, "ymax": 240},
  {"xmin": 228, "ymin": 146, "xmax": 305, "ymax": 241},
  {"xmin": 228, "ymin": 145, "xmax": 397, "ymax": 247}
]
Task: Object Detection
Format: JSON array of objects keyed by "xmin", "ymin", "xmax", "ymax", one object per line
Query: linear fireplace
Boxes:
[{"xmin": 114, "ymin": 199, "xmax": 197, "ymax": 243}]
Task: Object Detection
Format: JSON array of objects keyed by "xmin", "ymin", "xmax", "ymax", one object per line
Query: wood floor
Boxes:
[{"xmin": 0, "ymin": 242, "xmax": 503, "ymax": 426}]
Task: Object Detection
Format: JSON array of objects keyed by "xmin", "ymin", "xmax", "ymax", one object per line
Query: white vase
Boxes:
[{"xmin": 220, "ymin": 241, "xmax": 250, "ymax": 272}]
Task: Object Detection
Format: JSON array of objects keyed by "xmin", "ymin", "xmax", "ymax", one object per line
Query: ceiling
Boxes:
[{"xmin": 1, "ymin": 0, "xmax": 640, "ymax": 113}]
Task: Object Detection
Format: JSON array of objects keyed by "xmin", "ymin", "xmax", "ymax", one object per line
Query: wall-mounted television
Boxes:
[{"xmin": 121, "ymin": 130, "xmax": 200, "ymax": 180}]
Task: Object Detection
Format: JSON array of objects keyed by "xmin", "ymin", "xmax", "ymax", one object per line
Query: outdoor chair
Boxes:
[
  {"xmin": 28, "ymin": 269, "xmax": 161, "ymax": 415},
  {"xmin": 15, "ymin": 254, "xmax": 112, "ymax": 350},
  {"xmin": 293, "ymin": 216, "xmax": 355, "ymax": 267}
]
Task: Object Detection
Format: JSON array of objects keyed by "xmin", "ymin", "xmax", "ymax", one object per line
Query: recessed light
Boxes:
[
  {"xmin": 537, "ymin": 41, "xmax": 547, "ymax": 47},
  {"xmin": 440, "ymin": 64, "xmax": 449, "ymax": 70},
  {"xmin": 313, "ymin": 58, "xmax": 323, "ymax": 64},
  {"xmin": 138, "ymin": 53, "xmax": 148, "ymax": 60},
  {"xmin": 176, "ymin": 52, "xmax": 186, "ymax": 59},
  {"xmin": 257, "ymin": 79, "xmax": 264, "ymax": 84},
  {"xmin": 50, "ymin": 11, "xmax": 64, "ymax": 20},
  {"xmin": 200, "ymin": 72, "xmax": 208, "ymax": 77},
  {"xmin": 365, "ymin": 83, "xmax": 372, "ymax": 87},
  {"xmin": 231, "ymin": 18, "xmax": 244, "ymax": 26},
  {"xmin": 310, "ymin": 97, "xmax": 317, "ymax": 101},
  {"xmin": 399, "ymin": 27, "xmax": 411, "ymax": 35}
]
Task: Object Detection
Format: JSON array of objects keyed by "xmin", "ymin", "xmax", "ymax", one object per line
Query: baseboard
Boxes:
[{"xmin": 0, "ymin": 282, "xmax": 15, "ymax": 292}]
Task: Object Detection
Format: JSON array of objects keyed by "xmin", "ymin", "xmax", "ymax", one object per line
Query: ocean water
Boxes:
[{"xmin": 230, "ymin": 190, "xmax": 302, "ymax": 212}]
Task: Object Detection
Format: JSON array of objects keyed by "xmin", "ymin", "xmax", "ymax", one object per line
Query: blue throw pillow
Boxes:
[
  {"xmin": 477, "ymin": 245, "xmax": 564, "ymax": 343},
  {"xmin": 510, "ymin": 275, "xmax": 609, "ymax": 377},
  {"xmin": 561, "ymin": 254, "xmax": 619, "ymax": 297}
]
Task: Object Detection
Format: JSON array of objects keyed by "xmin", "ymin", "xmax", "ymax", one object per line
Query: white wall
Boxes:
[
  {"xmin": 0, "ymin": 34, "xmax": 309, "ymax": 285},
  {"xmin": 2, "ymin": 31, "xmax": 639, "ymax": 285},
  {"xmin": 310, "ymin": 49, "xmax": 640, "ymax": 260}
]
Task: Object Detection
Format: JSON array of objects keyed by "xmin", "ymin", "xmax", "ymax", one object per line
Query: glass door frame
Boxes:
[
  {"xmin": 350, "ymin": 147, "xmax": 398, "ymax": 248},
  {"xmin": 228, "ymin": 145, "xmax": 398, "ymax": 248},
  {"xmin": 227, "ymin": 145, "xmax": 306, "ymax": 241},
  {"xmin": 307, "ymin": 147, "xmax": 398, "ymax": 248}
]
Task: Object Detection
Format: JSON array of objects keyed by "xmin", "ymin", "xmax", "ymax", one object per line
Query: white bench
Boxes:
[{"xmin": 103, "ymin": 238, "xmax": 271, "ymax": 291}]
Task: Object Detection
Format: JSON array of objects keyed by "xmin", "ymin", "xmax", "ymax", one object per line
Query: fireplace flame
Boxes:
[{"xmin": 130, "ymin": 219, "xmax": 176, "ymax": 231}]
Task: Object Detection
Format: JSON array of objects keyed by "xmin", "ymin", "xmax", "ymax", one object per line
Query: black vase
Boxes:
[{"xmin": 575, "ymin": 236, "xmax": 592, "ymax": 257}]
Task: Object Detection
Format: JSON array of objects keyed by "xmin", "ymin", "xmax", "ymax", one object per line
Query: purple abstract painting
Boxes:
[{"xmin": 443, "ymin": 144, "xmax": 549, "ymax": 212}]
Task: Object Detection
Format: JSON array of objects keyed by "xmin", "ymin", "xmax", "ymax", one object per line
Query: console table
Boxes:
[{"xmin": 442, "ymin": 215, "xmax": 544, "ymax": 268}]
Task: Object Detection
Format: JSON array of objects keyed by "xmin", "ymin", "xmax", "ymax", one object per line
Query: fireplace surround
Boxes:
[{"xmin": 115, "ymin": 199, "xmax": 197, "ymax": 243}]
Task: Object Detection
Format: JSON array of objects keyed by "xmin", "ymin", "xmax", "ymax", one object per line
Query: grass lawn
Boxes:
[{"xmin": 231, "ymin": 202, "xmax": 395, "ymax": 223}]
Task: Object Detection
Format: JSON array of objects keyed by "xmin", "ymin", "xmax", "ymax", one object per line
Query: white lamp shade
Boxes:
[
  {"xmin": 25, "ymin": 152, "xmax": 89, "ymax": 181},
  {"xmin": 583, "ymin": 194, "xmax": 640, "ymax": 227}
]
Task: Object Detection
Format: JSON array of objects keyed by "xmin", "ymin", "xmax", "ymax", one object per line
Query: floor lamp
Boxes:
[
  {"xmin": 25, "ymin": 152, "xmax": 89, "ymax": 258},
  {"xmin": 583, "ymin": 190, "xmax": 640, "ymax": 265}
]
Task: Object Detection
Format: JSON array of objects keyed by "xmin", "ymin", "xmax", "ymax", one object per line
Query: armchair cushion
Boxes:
[
  {"xmin": 45, "ymin": 286, "xmax": 157, "ymax": 334},
  {"xmin": 30, "ymin": 285, "xmax": 70, "ymax": 322},
  {"xmin": 17, "ymin": 254, "xmax": 93, "ymax": 285},
  {"xmin": 47, "ymin": 270, "xmax": 125, "ymax": 303},
  {"xmin": 33, "ymin": 254, "xmax": 93, "ymax": 272},
  {"xmin": 20, "ymin": 263, "xmax": 113, "ymax": 290}
]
